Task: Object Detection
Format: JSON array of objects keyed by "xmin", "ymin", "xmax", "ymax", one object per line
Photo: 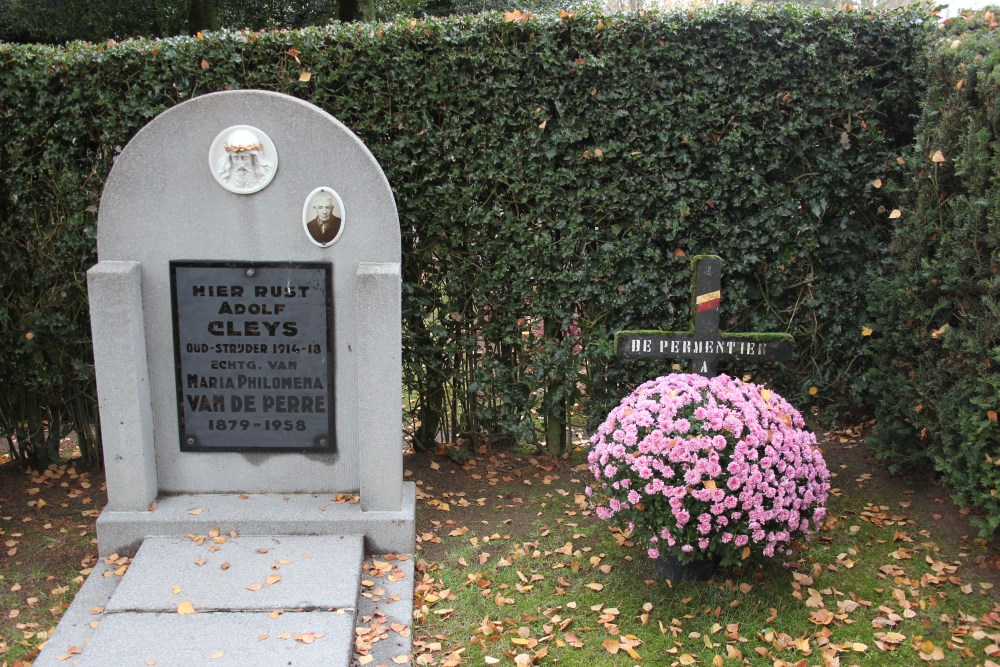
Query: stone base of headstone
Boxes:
[
  {"xmin": 94, "ymin": 486, "xmax": 416, "ymax": 558},
  {"xmin": 34, "ymin": 531, "xmax": 415, "ymax": 666}
]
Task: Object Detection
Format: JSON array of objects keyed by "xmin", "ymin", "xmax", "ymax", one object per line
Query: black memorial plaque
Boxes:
[{"xmin": 170, "ymin": 261, "xmax": 335, "ymax": 452}]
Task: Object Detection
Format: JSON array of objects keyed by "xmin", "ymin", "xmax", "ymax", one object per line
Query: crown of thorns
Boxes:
[{"xmin": 224, "ymin": 142, "xmax": 263, "ymax": 152}]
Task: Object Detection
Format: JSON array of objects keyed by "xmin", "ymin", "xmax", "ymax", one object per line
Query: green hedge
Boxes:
[
  {"xmin": 0, "ymin": 6, "xmax": 928, "ymax": 465},
  {"xmin": 867, "ymin": 10, "xmax": 1000, "ymax": 537},
  {"xmin": 0, "ymin": 0, "xmax": 340, "ymax": 44}
]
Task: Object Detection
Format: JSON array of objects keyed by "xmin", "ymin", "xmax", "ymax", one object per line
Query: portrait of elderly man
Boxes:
[
  {"xmin": 304, "ymin": 189, "xmax": 343, "ymax": 246},
  {"xmin": 216, "ymin": 128, "xmax": 274, "ymax": 193}
]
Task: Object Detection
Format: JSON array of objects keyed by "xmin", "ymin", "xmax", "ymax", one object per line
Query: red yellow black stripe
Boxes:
[{"xmin": 696, "ymin": 290, "xmax": 721, "ymax": 312}]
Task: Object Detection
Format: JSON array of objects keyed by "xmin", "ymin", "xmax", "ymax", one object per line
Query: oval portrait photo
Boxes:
[{"xmin": 302, "ymin": 187, "xmax": 345, "ymax": 247}]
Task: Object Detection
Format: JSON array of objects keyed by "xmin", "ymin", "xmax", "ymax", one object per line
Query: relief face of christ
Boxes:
[{"xmin": 209, "ymin": 125, "xmax": 277, "ymax": 195}]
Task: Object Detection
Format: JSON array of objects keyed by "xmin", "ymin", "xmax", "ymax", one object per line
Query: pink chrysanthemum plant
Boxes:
[{"xmin": 586, "ymin": 373, "xmax": 830, "ymax": 568}]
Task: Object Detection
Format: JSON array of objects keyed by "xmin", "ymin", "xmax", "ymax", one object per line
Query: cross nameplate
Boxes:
[{"xmin": 616, "ymin": 255, "xmax": 793, "ymax": 377}]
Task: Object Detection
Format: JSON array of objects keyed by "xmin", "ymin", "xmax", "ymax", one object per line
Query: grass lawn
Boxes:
[
  {"xmin": 406, "ymin": 425, "xmax": 1000, "ymax": 666},
  {"xmin": 2, "ymin": 424, "xmax": 998, "ymax": 666}
]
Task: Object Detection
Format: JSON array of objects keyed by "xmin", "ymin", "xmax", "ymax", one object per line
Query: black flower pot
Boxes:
[{"xmin": 653, "ymin": 553, "xmax": 720, "ymax": 581}]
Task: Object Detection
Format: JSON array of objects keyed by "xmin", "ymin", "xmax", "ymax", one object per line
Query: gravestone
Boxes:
[
  {"xmin": 617, "ymin": 255, "xmax": 793, "ymax": 376},
  {"xmin": 35, "ymin": 91, "xmax": 414, "ymax": 666}
]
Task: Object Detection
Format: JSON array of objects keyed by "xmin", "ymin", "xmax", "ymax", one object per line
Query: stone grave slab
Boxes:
[
  {"xmin": 105, "ymin": 534, "xmax": 362, "ymax": 613},
  {"xmin": 70, "ymin": 610, "xmax": 356, "ymax": 667},
  {"xmin": 35, "ymin": 550, "xmax": 415, "ymax": 667}
]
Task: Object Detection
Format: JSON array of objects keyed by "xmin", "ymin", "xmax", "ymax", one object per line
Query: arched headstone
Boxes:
[{"xmin": 36, "ymin": 91, "xmax": 413, "ymax": 667}]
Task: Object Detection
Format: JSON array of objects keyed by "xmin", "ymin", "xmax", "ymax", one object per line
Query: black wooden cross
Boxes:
[{"xmin": 616, "ymin": 255, "xmax": 793, "ymax": 377}]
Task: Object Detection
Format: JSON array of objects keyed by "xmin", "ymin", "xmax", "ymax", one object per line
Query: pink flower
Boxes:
[
  {"xmin": 635, "ymin": 411, "xmax": 654, "ymax": 428},
  {"xmin": 586, "ymin": 373, "xmax": 830, "ymax": 568}
]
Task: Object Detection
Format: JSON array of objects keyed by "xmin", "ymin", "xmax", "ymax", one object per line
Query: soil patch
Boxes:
[{"xmin": 0, "ymin": 459, "xmax": 102, "ymax": 571}]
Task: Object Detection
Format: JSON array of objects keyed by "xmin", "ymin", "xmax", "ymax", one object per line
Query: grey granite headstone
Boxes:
[
  {"xmin": 35, "ymin": 91, "xmax": 414, "ymax": 666},
  {"xmin": 93, "ymin": 90, "xmax": 404, "ymax": 503},
  {"xmin": 85, "ymin": 90, "xmax": 413, "ymax": 553}
]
